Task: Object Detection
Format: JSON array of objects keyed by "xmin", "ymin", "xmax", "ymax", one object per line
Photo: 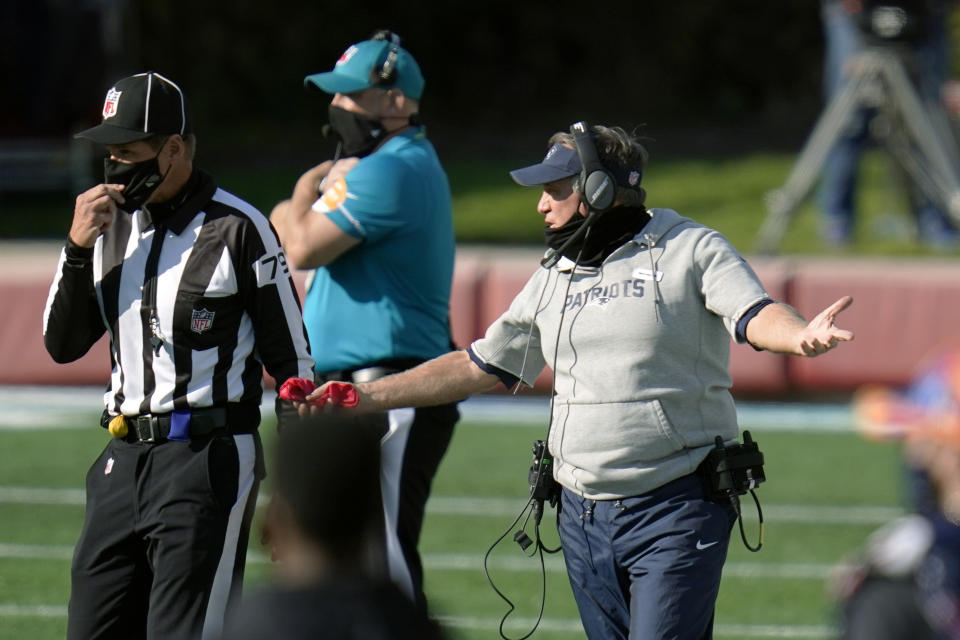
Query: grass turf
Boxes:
[{"xmin": 0, "ymin": 408, "xmax": 908, "ymax": 639}]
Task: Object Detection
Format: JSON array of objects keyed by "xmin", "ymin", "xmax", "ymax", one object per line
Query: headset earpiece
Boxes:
[
  {"xmin": 370, "ymin": 29, "xmax": 401, "ymax": 86},
  {"xmin": 570, "ymin": 121, "xmax": 616, "ymax": 213}
]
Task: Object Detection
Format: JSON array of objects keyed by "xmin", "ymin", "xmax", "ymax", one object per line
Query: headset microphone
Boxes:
[
  {"xmin": 540, "ymin": 209, "xmax": 600, "ymax": 268},
  {"xmin": 320, "ymin": 124, "xmax": 343, "ymax": 161},
  {"xmin": 540, "ymin": 122, "xmax": 614, "ymax": 268}
]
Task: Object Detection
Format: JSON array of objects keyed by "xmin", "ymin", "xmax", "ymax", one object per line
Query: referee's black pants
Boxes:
[
  {"xmin": 67, "ymin": 432, "xmax": 262, "ymax": 640},
  {"xmin": 377, "ymin": 402, "xmax": 459, "ymax": 614}
]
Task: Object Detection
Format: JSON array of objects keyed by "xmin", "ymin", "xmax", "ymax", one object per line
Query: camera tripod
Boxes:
[{"xmin": 754, "ymin": 46, "xmax": 960, "ymax": 254}]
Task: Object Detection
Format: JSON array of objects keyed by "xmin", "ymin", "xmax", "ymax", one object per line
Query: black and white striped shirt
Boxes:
[{"xmin": 43, "ymin": 169, "xmax": 314, "ymax": 419}]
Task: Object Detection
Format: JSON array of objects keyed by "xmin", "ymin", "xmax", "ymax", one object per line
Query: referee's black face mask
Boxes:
[{"xmin": 103, "ymin": 140, "xmax": 171, "ymax": 214}]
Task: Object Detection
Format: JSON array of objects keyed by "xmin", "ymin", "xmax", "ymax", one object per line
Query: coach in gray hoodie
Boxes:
[{"xmin": 303, "ymin": 123, "xmax": 853, "ymax": 639}]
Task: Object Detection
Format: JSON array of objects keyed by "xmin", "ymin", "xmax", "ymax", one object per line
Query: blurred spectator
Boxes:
[
  {"xmin": 216, "ymin": 415, "xmax": 446, "ymax": 640},
  {"xmin": 834, "ymin": 346, "xmax": 960, "ymax": 639},
  {"xmin": 818, "ymin": 0, "xmax": 958, "ymax": 248}
]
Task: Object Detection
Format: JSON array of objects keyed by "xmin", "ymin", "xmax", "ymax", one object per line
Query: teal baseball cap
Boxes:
[{"xmin": 304, "ymin": 36, "xmax": 425, "ymax": 100}]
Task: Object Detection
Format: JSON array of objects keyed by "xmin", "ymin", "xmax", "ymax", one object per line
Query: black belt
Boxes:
[{"xmin": 100, "ymin": 406, "xmax": 243, "ymax": 444}]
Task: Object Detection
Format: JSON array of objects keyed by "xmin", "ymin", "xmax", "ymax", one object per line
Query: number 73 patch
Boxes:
[{"xmin": 254, "ymin": 249, "xmax": 290, "ymax": 287}]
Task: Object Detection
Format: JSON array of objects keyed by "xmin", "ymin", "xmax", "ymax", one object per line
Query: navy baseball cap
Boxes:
[
  {"xmin": 509, "ymin": 144, "xmax": 582, "ymax": 187},
  {"xmin": 304, "ymin": 37, "xmax": 425, "ymax": 100},
  {"xmin": 76, "ymin": 72, "xmax": 191, "ymax": 145}
]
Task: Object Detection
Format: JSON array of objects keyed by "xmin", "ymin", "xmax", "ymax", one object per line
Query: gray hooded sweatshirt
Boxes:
[{"xmin": 470, "ymin": 208, "xmax": 770, "ymax": 499}]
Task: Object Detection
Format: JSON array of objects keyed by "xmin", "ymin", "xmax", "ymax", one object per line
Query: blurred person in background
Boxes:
[
  {"xmin": 43, "ymin": 71, "xmax": 314, "ymax": 640},
  {"xmin": 297, "ymin": 123, "xmax": 855, "ymax": 639},
  {"xmin": 837, "ymin": 346, "xmax": 960, "ymax": 639},
  {"xmin": 216, "ymin": 416, "xmax": 446, "ymax": 640},
  {"xmin": 818, "ymin": 0, "xmax": 958, "ymax": 248},
  {"xmin": 269, "ymin": 30, "xmax": 459, "ymax": 612}
]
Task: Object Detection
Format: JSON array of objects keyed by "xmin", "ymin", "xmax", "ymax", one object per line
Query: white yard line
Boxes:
[
  {"xmin": 0, "ymin": 603, "xmax": 67, "ymax": 618},
  {"xmin": 425, "ymin": 553, "xmax": 851, "ymax": 580},
  {"xmin": 0, "ymin": 602, "xmax": 835, "ymax": 638},
  {"xmin": 713, "ymin": 623, "xmax": 836, "ymax": 639},
  {"xmin": 424, "ymin": 496, "xmax": 904, "ymax": 523},
  {"xmin": 439, "ymin": 617, "xmax": 836, "ymax": 639},
  {"xmin": 0, "ymin": 385, "xmax": 856, "ymax": 432},
  {"xmin": 0, "ymin": 485, "xmax": 903, "ymax": 525},
  {"xmin": 0, "ymin": 542, "xmax": 852, "ymax": 581}
]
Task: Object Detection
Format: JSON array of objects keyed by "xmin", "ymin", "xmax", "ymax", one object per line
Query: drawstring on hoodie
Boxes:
[{"xmin": 643, "ymin": 232, "xmax": 662, "ymax": 323}]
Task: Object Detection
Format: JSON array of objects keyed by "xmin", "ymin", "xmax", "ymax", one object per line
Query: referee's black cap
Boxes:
[{"xmin": 76, "ymin": 72, "xmax": 192, "ymax": 145}]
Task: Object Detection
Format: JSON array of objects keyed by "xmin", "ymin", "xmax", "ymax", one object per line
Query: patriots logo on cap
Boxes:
[
  {"xmin": 102, "ymin": 88, "xmax": 122, "ymax": 119},
  {"xmin": 191, "ymin": 308, "xmax": 215, "ymax": 334},
  {"xmin": 336, "ymin": 45, "xmax": 359, "ymax": 67}
]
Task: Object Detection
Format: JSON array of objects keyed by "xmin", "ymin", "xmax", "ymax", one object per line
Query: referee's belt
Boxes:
[
  {"xmin": 100, "ymin": 406, "xmax": 253, "ymax": 444},
  {"xmin": 315, "ymin": 357, "xmax": 425, "ymax": 385}
]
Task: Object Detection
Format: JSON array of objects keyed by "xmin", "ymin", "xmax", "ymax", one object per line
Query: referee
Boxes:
[{"xmin": 43, "ymin": 71, "xmax": 314, "ymax": 640}]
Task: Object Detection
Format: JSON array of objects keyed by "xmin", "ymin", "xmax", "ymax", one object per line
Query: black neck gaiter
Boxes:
[{"xmin": 543, "ymin": 206, "xmax": 651, "ymax": 266}]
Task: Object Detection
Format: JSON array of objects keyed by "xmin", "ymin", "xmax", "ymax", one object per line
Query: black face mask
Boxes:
[
  {"xmin": 325, "ymin": 105, "xmax": 386, "ymax": 158},
  {"xmin": 103, "ymin": 147, "xmax": 170, "ymax": 214},
  {"xmin": 543, "ymin": 206, "xmax": 651, "ymax": 266},
  {"xmin": 543, "ymin": 212, "xmax": 586, "ymax": 254}
]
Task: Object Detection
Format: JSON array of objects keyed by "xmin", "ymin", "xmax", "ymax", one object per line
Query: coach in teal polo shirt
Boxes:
[
  {"xmin": 301, "ymin": 125, "xmax": 454, "ymax": 371},
  {"xmin": 270, "ymin": 31, "xmax": 458, "ymax": 614}
]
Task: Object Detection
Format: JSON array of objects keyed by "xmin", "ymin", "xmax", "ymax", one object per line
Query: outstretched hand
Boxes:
[
  {"xmin": 278, "ymin": 377, "xmax": 359, "ymax": 416},
  {"xmin": 798, "ymin": 295, "xmax": 854, "ymax": 357},
  {"xmin": 282, "ymin": 381, "xmax": 361, "ymax": 417}
]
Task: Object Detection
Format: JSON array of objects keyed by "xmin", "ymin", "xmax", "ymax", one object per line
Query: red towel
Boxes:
[
  {"xmin": 277, "ymin": 377, "xmax": 317, "ymax": 403},
  {"xmin": 278, "ymin": 378, "xmax": 359, "ymax": 408}
]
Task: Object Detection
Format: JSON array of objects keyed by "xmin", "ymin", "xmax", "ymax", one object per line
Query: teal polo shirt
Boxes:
[{"xmin": 302, "ymin": 127, "xmax": 455, "ymax": 373}]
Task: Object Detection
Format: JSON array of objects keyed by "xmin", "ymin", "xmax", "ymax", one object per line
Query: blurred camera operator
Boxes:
[{"xmin": 819, "ymin": 0, "xmax": 958, "ymax": 248}]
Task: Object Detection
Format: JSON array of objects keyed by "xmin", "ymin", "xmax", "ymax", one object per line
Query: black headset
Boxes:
[
  {"xmin": 370, "ymin": 29, "xmax": 402, "ymax": 87},
  {"xmin": 569, "ymin": 121, "xmax": 617, "ymax": 213},
  {"xmin": 540, "ymin": 122, "xmax": 617, "ymax": 268}
]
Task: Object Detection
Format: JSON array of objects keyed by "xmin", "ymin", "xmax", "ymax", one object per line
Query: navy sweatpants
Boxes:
[{"xmin": 558, "ymin": 474, "xmax": 737, "ymax": 639}]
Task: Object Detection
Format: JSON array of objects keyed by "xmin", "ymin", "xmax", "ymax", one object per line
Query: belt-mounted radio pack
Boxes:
[
  {"xmin": 700, "ymin": 430, "xmax": 766, "ymax": 499},
  {"xmin": 698, "ymin": 430, "xmax": 766, "ymax": 552},
  {"xmin": 513, "ymin": 439, "xmax": 561, "ymax": 552},
  {"xmin": 529, "ymin": 441, "xmax": 561, "ymax": 516}
]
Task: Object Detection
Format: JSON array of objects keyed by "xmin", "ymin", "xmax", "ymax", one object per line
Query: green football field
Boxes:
[{"xmin": 0, "ymin": 394, "xmax": 905, "ymax": 639}]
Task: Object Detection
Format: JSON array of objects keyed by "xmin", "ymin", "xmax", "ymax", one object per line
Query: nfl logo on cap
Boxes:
[
  {"xmin": 103, "ymin": 88, "xmax": 122, "ymax": 119},
  {"xmin": 336, "ymin": 45, "xmax": 359, "ymax": 66},
  {"xmin": 76, "ymin": 71, "xmax": 190, "ymax": 145}
]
